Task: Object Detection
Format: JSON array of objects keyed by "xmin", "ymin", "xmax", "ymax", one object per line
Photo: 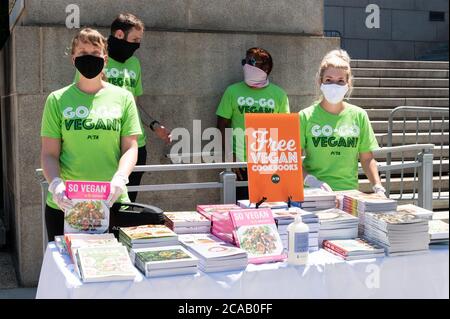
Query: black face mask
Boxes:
[
  {"xmin": 108, "ymin": 35, "xmax": 140, "ymax": 63},
  {"xmin": 74, "ymin": 55, "xmax": 105, "ymax": 79}
]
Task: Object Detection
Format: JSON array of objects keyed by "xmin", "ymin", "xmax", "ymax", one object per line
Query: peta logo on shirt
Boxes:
[
  {"xmin": 105, "ymin": 68, "xmax": 137, "ymax": 79},
  {"xmin": 236, "ymin": 96, "xmax": 275, "ymax": 114}
]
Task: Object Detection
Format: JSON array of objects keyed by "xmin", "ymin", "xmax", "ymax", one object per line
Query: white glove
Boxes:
[
  {"xmin": 107, "ymin": 172, "xmax": 129, "ymax": 207},
  {"xmin": 304, "ymin": 174, "xmax": 333, "ymax": 192},
  {"xmin": 372, "ymin": 184, "xmax": 387, "ymax": 198},
  {"xmin": 48, "ymin": 177, "xmax": 73, "ymax": 211}
]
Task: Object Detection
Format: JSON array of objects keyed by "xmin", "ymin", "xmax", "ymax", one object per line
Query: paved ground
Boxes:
[{"xmin": 0, "ymin": 288, "xmax": 36, "ymax": 299}]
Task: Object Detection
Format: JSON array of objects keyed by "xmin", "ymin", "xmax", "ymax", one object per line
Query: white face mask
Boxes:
[{"xmin": 320, "ymin": 83, "xmax": 349, "ymax": 104}]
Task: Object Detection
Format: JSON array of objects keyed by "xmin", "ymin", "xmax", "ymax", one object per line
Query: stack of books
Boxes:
[
  {"xmin": 363, "ymin": 211, "xmax": 430, "ymax": 256},
  {"xmin": 272, "ymin": 208, "xmax": 320, "ymax": 252},
  {"xmin": 338, "ymin": 190, "xmax": 398, "ymax": 234},
  {"xmin": 316, "ymin": 208, "xmax": 359, "ymax": 244},
  {"xmin": 323, "ymin": 238, "xmax": 385, "ymax": 260},
  {"xmin": 196, "ymin": 205, "xmax": 239, "ymax": 244},
  {"xmin": 75, "ymin": 244, "xmax": 137, "ymax": 282},
  {"xmin": 179, "ymin": 234, "xmax": 248, "ymax": 272},
  {"xmin": 62, "ymin": 233, "xmax": 118, "ymax": 262},
  {"xmin": 130, "ymin": 245, "xmax": 199, "ymax": 277},
  {"xmin": 428, "ymin": 219, "xmax": 449, "ymax": 244},
  {"xmin": 118, "ymin": 224, "xmax": 179, "ymax": 250},
  {"xmin": 196, "ymin": 204, "xmax": 241, "ymax": 220},
  {"xmin": 163, "ymin": 211, "xmax": 211, "ymax": 234},
  {"xmin": 59, "ymin": 233, "xmax": 137, "ymax": 283},
  {"xmin": 396, "ymin": 204, "xmax": 434, "ymax": 220},
  {"xmin": 293, "ymin": 188, "xmax": 336, "ymax": 211}
]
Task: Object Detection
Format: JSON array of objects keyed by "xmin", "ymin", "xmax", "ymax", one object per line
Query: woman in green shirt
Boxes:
[
  {"xmin": 300, "ymin": 49, "xmax": 386, "ymax": 196},
  {"xmin": 40, "ymin": 28, "xmax": 142, "ymax": 240}
]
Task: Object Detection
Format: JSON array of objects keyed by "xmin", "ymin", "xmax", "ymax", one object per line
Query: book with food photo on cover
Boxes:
[
  {"xmin": 132, "ymin": 245, "xmax": 199, "ymax": 277},
  {"xmin": 229, "ymin": 209, "xmax": 284, "ymax": 264},
  {"xmin": 64, "ymin": 181, "xmax": 111, "ymax": 234},
  {"xmin": 119, "ymin": 224, "xmax": 177, "ymax": 244},
  {"xmin": 75, "ymin": 244, "xmax": 137, "ymax": 283}
]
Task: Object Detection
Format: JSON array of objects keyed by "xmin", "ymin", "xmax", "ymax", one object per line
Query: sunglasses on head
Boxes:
[{"xmin": 241, "ymin": 57, "xmax": 257, "ymax": 66}]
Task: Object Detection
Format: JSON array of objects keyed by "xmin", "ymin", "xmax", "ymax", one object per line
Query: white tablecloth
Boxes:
[{"xmin": 36, "ymin": 243, "xmax": 449, "ymax": 299}]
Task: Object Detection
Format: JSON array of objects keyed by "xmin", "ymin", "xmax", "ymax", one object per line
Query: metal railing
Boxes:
[
  {"xmin": 385, "ymin": 107, "xmax": 449, "ymax": 202},
  {"xmin": 36, "ymin": 144, "xmax": 435, "ymax": 253}
]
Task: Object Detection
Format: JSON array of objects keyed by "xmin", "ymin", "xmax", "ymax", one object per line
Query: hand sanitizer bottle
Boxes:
[{"xmin": 287, "ymin": 215, "xmax": 309, "ymax": 265}]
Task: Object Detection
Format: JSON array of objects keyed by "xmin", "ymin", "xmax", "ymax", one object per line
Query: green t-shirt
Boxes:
[
  {"xmin": 300, "ymin": 102, "xmax": 379, "ymax": 191},
  {"xmin": 75, "ymin": 56, "xmax": 147, "ymax": 147},
  {"xmin": 41, "ymin": 83, "xmax": 142, "ymax": 209},
  {"xmin": 216, "ymin": 81, "xmax": 290, "ymax": 161}
]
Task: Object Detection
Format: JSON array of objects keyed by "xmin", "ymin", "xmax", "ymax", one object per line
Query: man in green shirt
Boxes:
[
  {"xmin": 217, "ymin": 47, "xmax": 290, "ymax": 200},
  {"xmin": 75, "ymin": 13, "xmax": 172, "ymax": 202}
]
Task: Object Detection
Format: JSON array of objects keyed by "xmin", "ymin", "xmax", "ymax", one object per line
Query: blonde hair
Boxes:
[
  {"xmin": 315, "ymin": 49, "xmax": 354, "ymax": 101},
  {"xmin": 71, "ymin": 28, "xmax": 108, "ymax": 81},
  {"xmin": 71, "ymin": 28, "xmax": 108, "ymax": 55}
]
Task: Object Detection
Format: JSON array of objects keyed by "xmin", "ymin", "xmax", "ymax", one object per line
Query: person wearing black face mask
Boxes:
[
  {"xmin": 41, "ymin": 28, "xmax": 143, "ymax": 241},
  {"xmin": 74, "ymin": 54, "xmax": 105, "ymax": 79},
  {"xmin": 74, "ymin": 13, "xmax": 172, "ymax": 203},
  {"xmin": 107, "ymin": 35, "xmax": 140, "ymax": 63}
]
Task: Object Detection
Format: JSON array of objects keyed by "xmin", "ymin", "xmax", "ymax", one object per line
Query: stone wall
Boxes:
[{"xmin": 324, "ymin": 0, "xmax": 449, "ymax": 60}]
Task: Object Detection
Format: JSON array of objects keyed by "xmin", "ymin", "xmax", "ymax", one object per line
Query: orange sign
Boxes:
[{"xmin": 245, "ymin": 113, "xmax": 304, "ymax": 203}]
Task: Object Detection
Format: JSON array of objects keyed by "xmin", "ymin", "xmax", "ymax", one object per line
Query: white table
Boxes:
[{"xmin": 36, "ymin": 243, "xmax": 449, "ymax": 299}]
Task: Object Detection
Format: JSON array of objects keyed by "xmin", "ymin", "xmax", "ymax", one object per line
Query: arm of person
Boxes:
[
  {"xmin": 358, "ymin": 111, "xmax": 385, "ymax": 197},
  {"xmin": 134, "ymin": 96, "xmax": 171, "ymax": 144},
  {"xmin": 117, "ymin": 135, "xmax": 139, "ymax": 177},
  {"xmin": 41, "ymin": 137, "xmax": 61, "ymax": 183},
  {"xmin": 107, "ymin": 135, "xmax": 139, "ymax": 206},
  {"xmin": 41, "ymin": 137, "xmax": 73, "ymax": 211},
  {"xmin": 217, "ymin": 115, "xmax": 243, "ymax": 179},
  {"xmin": 359, "ymin": 152, "xmax": 386, "ymax": 197}
]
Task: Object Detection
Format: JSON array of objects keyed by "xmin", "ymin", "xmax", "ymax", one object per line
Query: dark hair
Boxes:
[
  {"xmin": 110, "ymin": 13, "xmax": 145, "ymax": 38},
  {"xmin": 246, "ymin": 47, "xmax": 273, "ymax": 75}
]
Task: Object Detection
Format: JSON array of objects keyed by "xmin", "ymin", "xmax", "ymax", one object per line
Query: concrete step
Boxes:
[
  {"xmin": 353, "ymin": 68, "xmax": 449, "ymax": 79},
  {"xmin": 364, "ymin": 159, "xmax": 449, "ymax": 174},
  {"xmin": 354, "ymin": 78, "xmax": 449, "ymax": 88},
  {"xmin": 371, "ymin": 120, "xmax": 449, "ymax": 133},
  {"xmin": 352, "ymin": 87, "xmax": 449, "ymax": 98},
  {"xmin": 390, "ymin": 192, "xmax": 449, "ymax": 211},
  {"xmin": 352, "ymin": 60, "xmax": 449, "ymax": 70},
  {"xmin": 366, "ymin": 109, "xmax": 449, "ymax": 120},
  {"xmin": 373, "ymin": 146, "xmax": 449, "ymax": 161},
  {"xmin": 375, "ymin": 132, "xmax": 449, "ymax": 146},
  {"xmin": 348, "ymin": 97, "xmax": 449, "ymax": 109},
  {"xmin": 359, "ymin": 176, "xmax": 449, "ymax": 193}
]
